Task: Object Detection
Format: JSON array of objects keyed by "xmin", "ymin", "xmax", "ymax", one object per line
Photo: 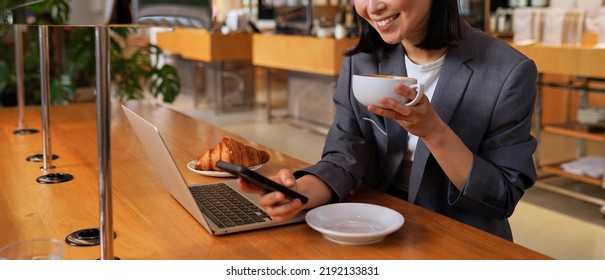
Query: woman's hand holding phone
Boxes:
[
  {"xmin": 215, "ymin": 161, "xmax": 308, "ymax": 222},
  {"xmin": 238, "ymin": 168, "xmax": 306, "ymax": 222}
]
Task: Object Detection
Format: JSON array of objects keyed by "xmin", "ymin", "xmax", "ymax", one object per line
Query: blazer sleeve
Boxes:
[{"xmin": 447, "ymin": 58, "xmax": 538, "ymax": 219}]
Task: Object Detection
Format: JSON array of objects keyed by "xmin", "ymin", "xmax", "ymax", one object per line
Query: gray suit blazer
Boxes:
[{"xmin": 296, "ymin": 20, "xmax": 538, "ymax": 240}]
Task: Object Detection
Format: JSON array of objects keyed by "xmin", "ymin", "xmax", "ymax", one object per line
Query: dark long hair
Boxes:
[{"xmin": 346, "ymin": 0, "xmax": 462, "ymax": 56}]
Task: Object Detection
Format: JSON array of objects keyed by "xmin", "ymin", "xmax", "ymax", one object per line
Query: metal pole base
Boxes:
[
  {"xmin": 65, "ymin": 228, "xmax": 117, "ymax": 247},
  {"xmin": 36, "ymin": 173, "xmax": 74, "ymax": 184},
  {"xmin": 26, "ymin": 154, "xmax": 58, "ymax": 162},
  {"xmin": 13, "ymin": 128, "xmax": 39, "ymax": 135}
]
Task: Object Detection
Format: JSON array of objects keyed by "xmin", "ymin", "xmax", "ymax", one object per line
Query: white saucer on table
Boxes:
[{"xmin": 305, "ymin": 202, "xmax": 404, "ymax": 245}]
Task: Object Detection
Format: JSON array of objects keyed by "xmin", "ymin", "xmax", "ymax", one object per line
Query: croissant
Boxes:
[{"xmin": 194, "ymin": 137, "xmax": 270, "ymax": 171}]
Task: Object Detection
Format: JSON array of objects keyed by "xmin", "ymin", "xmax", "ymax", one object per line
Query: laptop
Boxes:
[{"xmin": 121, "ymin": 105, "xmax": 307, "ymax": 235}]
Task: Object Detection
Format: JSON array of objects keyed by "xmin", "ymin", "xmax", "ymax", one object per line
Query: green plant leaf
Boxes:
[
  {"xmin": 1, "ymin": 3, "xmax": 181, "ymax": 105},
  {"xmin": 50, "ymin": 78, "xmax": 74, "ymax": 104},
  {"xmin": 149, "ymin": 64, "xmax": 181, "ymax": 103},
  {"xmin": 0, "ymin": 60, "xmax": 9, "ymax": 93},
  {"xmin": 26, "ymin": 0, "xmax": 69, "ymax": 25}
]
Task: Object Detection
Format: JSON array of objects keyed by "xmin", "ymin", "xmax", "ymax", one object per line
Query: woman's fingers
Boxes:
[
  {"xmin": 259, "ymin": 192, "xmax": 304, "ymax": 222},
  {"xmin": 238, "ymin": 177, "xmax": 266, "ymax": 196}
]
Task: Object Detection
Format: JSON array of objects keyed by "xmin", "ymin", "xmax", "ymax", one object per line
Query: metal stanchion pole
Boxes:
[
  {"xmin": 39, "ymin": 25, "xmax": 53, "ymax": 171},
  {"xmin": 96, "ymin": 25, "xmax": 116, "ymax": 260},
  {"xmin": 64, "ymin": 26, "xmax": 116, "ymax": 256},
  {"xmin": 13, "ymin": 24, "xmax": 38, "ymax": 135},
  {"xmin": 35, "ymin": 25, "xmax": 73, "ymax": 184}
]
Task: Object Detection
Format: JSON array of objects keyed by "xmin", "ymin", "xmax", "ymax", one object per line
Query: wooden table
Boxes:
[
  {"xmin": 252, "ymin": 34, "xmax": 358, "ymax": 129},
  {"xmin": 0, "ymin": 102, "xmax": 551, "ymax": 260},
  {"xmin": 156, "ymin": 29, "xmax": 255, "ymax": 111},
  {"xmin": 252, "ymin": 34, "xmax": 357, "ymax": 76},
  {"xmin": 512, "ymin": 44, "xmax": 605, "ymax": 79},
  {"xmin": 156, "ymin": 29, "xmax": 252, "ymax": 62}
]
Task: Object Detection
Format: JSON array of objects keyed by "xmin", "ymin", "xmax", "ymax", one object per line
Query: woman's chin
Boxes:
[
  {"xmin": 377, "ymin": 32, "xmax": 404, "ymax": 45},
  {"xmin": 381, "ymin": 37, "xmax": 403, "ymax": 45}
]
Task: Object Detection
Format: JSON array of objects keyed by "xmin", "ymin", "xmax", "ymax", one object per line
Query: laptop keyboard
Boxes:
[{"xmin": 189, "ymin": 183, "xmax": 271, "ymax": 228}]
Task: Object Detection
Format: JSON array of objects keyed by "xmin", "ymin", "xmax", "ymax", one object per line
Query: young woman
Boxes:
[{"xmin": 241, "ymin": 0, "xmax": 538, "ymax": 241}]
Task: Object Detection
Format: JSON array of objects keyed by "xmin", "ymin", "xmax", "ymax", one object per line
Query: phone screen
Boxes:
[{"xmin": 216, "ymin": 161, "xmax": 309, "ymax": 204}]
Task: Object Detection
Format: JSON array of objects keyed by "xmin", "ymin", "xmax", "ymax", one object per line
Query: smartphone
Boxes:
[{"xmin": 216, "ymin": 161, "xmax": 309, "ymax": 204}]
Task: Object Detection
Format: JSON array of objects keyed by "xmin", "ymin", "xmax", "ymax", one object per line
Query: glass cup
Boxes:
[{"xmin": 0, "ymin": 238, "xmax": 65, "ymax": 260}]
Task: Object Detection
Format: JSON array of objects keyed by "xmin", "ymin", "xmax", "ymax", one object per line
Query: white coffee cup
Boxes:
[{"xmin": 352, "ymin": 74, "xmax": 424, "ymax": 108}]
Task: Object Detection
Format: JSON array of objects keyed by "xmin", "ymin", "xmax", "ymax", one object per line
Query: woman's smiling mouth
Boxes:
[{"xmin": 376, "ymin": 14, "xmax": 400, "ymax": 27}]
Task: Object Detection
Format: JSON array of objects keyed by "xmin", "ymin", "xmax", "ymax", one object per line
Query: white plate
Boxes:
[
  {"xmin": 186, "ymin": 161, "xmax": 262, "ymax": 177},
  {"xmin": 305, "ymin": 203, "xmax": 404, "ymax": 245}
]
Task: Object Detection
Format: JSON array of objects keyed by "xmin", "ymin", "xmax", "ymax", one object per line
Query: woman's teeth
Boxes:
[{"xmin": 377, "ymin": 15, "xmax": 398, "ymax": 27}]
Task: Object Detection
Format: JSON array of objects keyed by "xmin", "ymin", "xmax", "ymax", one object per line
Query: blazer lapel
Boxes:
[
  {"xmin": 376, "ymin": 45, "xmax": 408, "ymax": 191},
  {"xmin": 373, "ymin": 41, "xmax": 474, "ymax": 200},
  {"xmin": 378, "ymin": 44, "xmax": 407, "ymax": 77},
  {"xmin": 408, "ymin": 37, "xmax": 475, "ymax": 203}
]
